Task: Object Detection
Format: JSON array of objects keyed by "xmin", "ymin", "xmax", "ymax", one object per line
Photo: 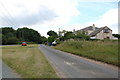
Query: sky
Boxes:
[{"xmin": 0, "ymin": 0, "xmax": 119, "ymax": 37}]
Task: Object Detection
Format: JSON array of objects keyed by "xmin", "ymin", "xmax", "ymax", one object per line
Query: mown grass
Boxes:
[
  {"xmin": 2, "ymin": 44, "xmax": 58, "ymax": 78},
  {"xmin": 54, "ymin": 39, "xmax": 118, "ymax": 66}
]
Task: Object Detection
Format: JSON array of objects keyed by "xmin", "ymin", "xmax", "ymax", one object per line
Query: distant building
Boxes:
[{"xmin": 76, "ymin": 24, "xmax": 115, "ymax": 39}]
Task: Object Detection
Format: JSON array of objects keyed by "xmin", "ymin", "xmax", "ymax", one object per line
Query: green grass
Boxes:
[
  {"xmin": 2, "ymin": 44, "xmax": 58, "ymax": 78},
  {"xmin": 54, "ymin": 40, "xmax": 118, "ymax": 66}
]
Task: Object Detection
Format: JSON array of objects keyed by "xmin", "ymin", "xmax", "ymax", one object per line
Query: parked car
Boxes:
[
  {"xmin": 22, "ymin": 42, "xmax": 27, "ymax": 46},
  {"xmin": 52, "ymin": 40, "xmax": 56, "ymax": 46}
]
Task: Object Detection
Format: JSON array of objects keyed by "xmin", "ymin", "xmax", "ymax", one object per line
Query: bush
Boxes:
[
  {"xmin": 7, "ymin": 37, "xmax": 18, "ymax": 44},
  {"xmin": 55, "ymin": 40, "xmax": 118, "ymax": 66},
  {"xmin": 48, "ymin": 36, "xmax": 56, "ymax": 43},
  {"xmin": 16, "ymin": 41, "xmax": 36, "ymax": 44},
  {"xmin": 2, "ymin": 35, "xmax": 8, "ymax": 45}
]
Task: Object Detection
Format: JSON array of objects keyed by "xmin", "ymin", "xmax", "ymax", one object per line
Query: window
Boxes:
[{"xmin": 103, "ymin": 29, "xmax": 109, "ymax": 33}]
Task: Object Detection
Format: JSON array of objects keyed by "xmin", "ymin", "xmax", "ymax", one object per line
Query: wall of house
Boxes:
[{"xmin": 96, "ymin": 28, "xmax": 113, "ymax": 39}]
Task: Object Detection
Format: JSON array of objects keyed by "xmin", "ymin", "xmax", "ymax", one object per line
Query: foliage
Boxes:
[
  {"xmin": 55, "ymin": 40, "xmax": 118, "ymax": 66},
  {"xmin": 48, "ymin": 36, "xmax": 56, "ymax": 43},
  {"xmin": 7, "ymin": 37, "xmax": 18, "ymax": 44},
  {"xmin": 75, "ymin": 32, "xmax": 90, "ymax": 40},
  {"xmin": 2, "ymin": 27, "xmax": 16, "ymax": 45},
  {"xmin": 0, "ymin": 34, "xmax": 1, "ymax": 46},
  {"xmin": 1, "ymin": 27, "xmax": 47, "ymax": 45},
  {"xmin": 64, "ymin": 31, "xmax": 75, "ymax": 40},
  {"xmin": 63, "ymin": 31, "xmax": 90, "ymax": 40},
  {"xmin": 2, "ymin": 27, "xmax": 16, "ymax": 36},
  {"xmin": 16, "ymin": 27, "xmax": 42, "ymax": 43},
  {"xmin": 113, "ymin": 34, "xmax": 120, "ymax": 39},
  {"xmin": 47, "ymin": 30, "xmax": 58, "ymax": 38},
  {"xmin": 40, "ymin": 36, "xmax": 47, "ymax": 43}
]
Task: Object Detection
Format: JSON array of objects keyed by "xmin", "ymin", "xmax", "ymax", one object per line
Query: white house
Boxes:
[{"xmin": 76, "ymin": 24, "xmax": 115, "ymax": 39}]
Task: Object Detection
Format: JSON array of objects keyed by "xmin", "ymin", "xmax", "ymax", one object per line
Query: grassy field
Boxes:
[
  {"xmin": 2, "ymin": 44, "xmax": 58, "ymax": 78},
  {"xmin": 54, "ymin": 40, "xmax": 118, "ymax": 66}
]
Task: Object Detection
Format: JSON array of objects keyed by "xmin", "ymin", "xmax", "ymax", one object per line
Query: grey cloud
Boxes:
[{"xmin": 1, "ymin": 6, "xmax": 58, "ymax": 27}]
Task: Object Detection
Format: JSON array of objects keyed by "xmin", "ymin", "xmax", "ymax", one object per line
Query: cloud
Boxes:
[
  {"xmin": 0, "ymin": 0, "xmax": 80, "ymax": 37},
  {"xmin": 76, "ymin": 0, "xmax": 119, "ymax": 2},
  {"xmin": 0, "ymin": 0, "xmax": 80, "ymax": 28},
  {"xmin": 62, "ymin": 8, "xmax": 118, "ymax": 34},
  {"xmin": 13, "ymin": 7, "xmax": 57, "ymax": 26},
  {"xmin": 0, "ymin": 0, "xmax": 118, "ymax": 37},
  {"xmin": 85, "ymin": 8, "xmax": 118, "ymax": 34}
]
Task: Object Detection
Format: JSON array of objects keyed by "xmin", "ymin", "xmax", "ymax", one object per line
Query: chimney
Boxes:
[
  {"xmin": 73, "ymin": 29, "xmax": 76, "ymax": 34},
  {"xmin": 93, "ymin": 24, "xmax": 95, "ymax": 31}
]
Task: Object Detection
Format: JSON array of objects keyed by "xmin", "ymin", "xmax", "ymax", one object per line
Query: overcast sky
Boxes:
[{"xmin": 0, "ymin": 0, "xmax": 119, "ymax": 37}]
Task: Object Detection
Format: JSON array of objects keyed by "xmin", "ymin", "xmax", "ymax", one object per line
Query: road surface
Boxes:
[
  {"xmin": 39, "ymin": 44, "xmax": 118, "ymax": 78},
  {"xmin": 2, "ymin": 61, "xmax": 21, "ymax": 78}
]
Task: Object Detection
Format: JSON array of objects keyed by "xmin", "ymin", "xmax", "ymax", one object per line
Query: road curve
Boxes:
[{"xmin": 39, "ymin": 44, "xmax": 118, "ymax": 78}]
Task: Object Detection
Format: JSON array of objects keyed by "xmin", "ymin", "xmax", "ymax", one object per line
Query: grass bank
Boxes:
[
  {"xmin": 2, "ymin": 44, "xmax": 58, "ymax": 78},
  {"xmin": 54, "ymin": 40, "xmax": 118, "ymax": 66}
]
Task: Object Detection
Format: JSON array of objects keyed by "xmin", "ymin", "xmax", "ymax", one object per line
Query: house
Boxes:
[{"xmin": 76, "ymin": 24, "xmax": 114, "ymax": 39}]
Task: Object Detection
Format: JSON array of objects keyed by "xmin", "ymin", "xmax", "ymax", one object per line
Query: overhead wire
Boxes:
[{"xmin": 0, "ymin": 1, "xmax": 20, "ymax": 27}]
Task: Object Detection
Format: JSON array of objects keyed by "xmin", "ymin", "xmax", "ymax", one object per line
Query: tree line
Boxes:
[
  {"xmin": 1, "ymin": 27, "xmax": 119, "ymax": 45},
  {"xmin": 47, "ymin": 30, "xmax": 90, "ymax": 44},
  {"xmin": 0, "ymin": 27, "xmax": 47, "ymax": 45},
  {"xmin": 47, "ymin": 30, "xmax": 120, "ymax": 45}
]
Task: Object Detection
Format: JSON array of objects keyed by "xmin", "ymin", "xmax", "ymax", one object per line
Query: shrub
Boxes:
[{"xmin": 7, "ymin": 37, "xmax": 18, "ymax": 44}]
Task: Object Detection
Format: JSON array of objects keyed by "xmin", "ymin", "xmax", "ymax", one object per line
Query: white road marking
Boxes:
[{"xmin": 64, "ymin": 61, "xmax": 75, "ymax": 66}]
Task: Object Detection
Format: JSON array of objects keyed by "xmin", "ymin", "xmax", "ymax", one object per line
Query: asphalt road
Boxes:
[
  {"xmin": 0, "ymin": 60, "xmax": 2, "ymax": 79},
  {"xmin": 39, "ymin": 44, "xmax": 118, "ymax": 78},
  {"xmin": 0, "ymin": 45, "xmax": 20, "ymax": 78},
  {"xmin": 2, "ymin": 61, "xmax": 21, "ymax": 78}
]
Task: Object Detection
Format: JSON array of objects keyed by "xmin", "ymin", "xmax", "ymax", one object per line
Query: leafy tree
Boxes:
[
  {"xmin": 48, "ymin": 36, "xmax": 55, "ymax": 43},
  {"xmin": 16, "ymin": 27, "xmax": 42, "ymax": 43},
  {"xmin": 113, "ymin": 34, "xmax": 120, "ymax": 39},
  {"xmin": 40, "ymin": 36, "xmax": 47, "ymax": 43},
  {"xmin": 0, "ymin": 28, "xmax": 1, "ymax": 44},
  {"xmin": 2, "ymin": 27, "xmax": 16, "ymax": 35},
  {"xmin": 2, "ymin": 34, "xmax": 8, "ymax": 45},
  {"xmin": 7, "ymin": 37, "xmax": 18, "ymax": 44},
  {"xmin": 47, "ymin": 30, "xmax": 58, "ymax": 38},
  {"xmin": 1, "ymin": 27, "xmax": 47, "ymax": 44},
  {"xmin": 64, "ymin": 31, "xmax": 75, "ymax": 40},
  {"xmin": 2, "ymin": 27, "xmax": 17, "ymax": 44},
  {"xmin": 75, "ymin": 32, "xmax": 90, "ymax": 40}
]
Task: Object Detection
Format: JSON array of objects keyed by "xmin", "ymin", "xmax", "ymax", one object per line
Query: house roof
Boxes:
[
  {"xmin": 76, "ymin": 25, "xmax": 112, "ymax": 37},
  {"xmin": 89, "ymin": 26, "xmax": 112, "ymax": 37},
  {"xmin": 80, "ymin": 26, "xmax": 99, "ymax": 31},
  {"xmin": 89, "ymin": 28, "xmax": 103, "ymax": 37}
]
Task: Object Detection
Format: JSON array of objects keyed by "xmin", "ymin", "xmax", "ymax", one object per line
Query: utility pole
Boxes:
[{"xmin": 59, "ymin": 28, "xmax": 60, "ymax": 37}]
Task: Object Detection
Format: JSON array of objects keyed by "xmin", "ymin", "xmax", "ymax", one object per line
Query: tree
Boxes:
[
  {"xmin": 113, "ymin": 34, "xmax": 120, "ymax": 39},
  {"xmin": 2, "ymin": 34, "xmax": 7, "ymax": 45},
  {"xmin": 40, "ymin": 36, "xmax": 47, "ymax": 43},
  {"xmin": 7, "ymin": 37, "xmax": 18, "ymax": 44},
  {"xmin": 47, "ymin": 30, "xmax": 58, "ymax": 38},
  {"xmin": 0, "ymin": 34, "xmax": 2, "ymax": 45},
  {"xmin": 16, "ymin": 27, "xmax": 42, "ymax": 43},
  {"xmin": 2, "ymin": 27, "xmax": 17, "ymax": 45},
  {"xmin": 64, "ymin": 31, "xmax": 75, "ymax": 40},
  {"xmin": 75, "ymin": 32, "xmax": 90, "ymax": 40},
  {"xmin": 47, "ymin": 36, "xmax": 55, "ymax": 43},
  {"xmin": 2, "ymin": 27, "xmax": 16, "ymax": 35}
]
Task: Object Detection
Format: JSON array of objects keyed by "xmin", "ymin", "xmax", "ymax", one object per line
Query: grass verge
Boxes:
[
  {"xmin": 54, "ymin": 40, "xmax": 118, "ymax": 66},
  {"xmin": 2, "ymin": 44, "xmax": 58, "ymax": 78}
]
